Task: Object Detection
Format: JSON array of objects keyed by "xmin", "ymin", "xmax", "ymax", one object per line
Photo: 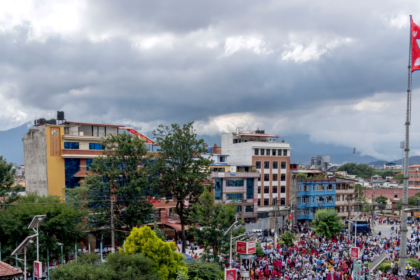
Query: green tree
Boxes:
[
  {"xmin": 337, "ymin": 163, "xmax": 376, "ymax": 179},
  {"xmin": 153, "ymin": 221, "xmax": 166, "ymax": 241},
  {"xmin": 394, "ymin": 174, "xmax": 404, "ymax": 184},
  {"xmin": 312, "ymin": 209, "xmax": 344, "ymax": 238},
  {"xmin": 0, "ymin": 155, "xmax": 23, "ymax": 209},
  {"xmin": 152, "ymin": 123, "xmax": 212, "ymax": 253},
  {"xmin": 255, "ymin": 242, "xmax": 264, "ymax": 257},
  {"xmin": 50, "ymin": 252, "xmax": 161, "ymax": 280},
  {"xmin": 395, "ymin": 196, "xmax": 418, "ymax": 210},
  {"xmin": 0, "ymin": 194, "xmax": 86, "ymax": 270},
  {"xmin": 279, "ymin": 231, "xmax": 297, "ymax": 245},
  {"xmin": 188, "ymin": 186, "xmax": 244, "ymax": 262},
  {"xmin": 186, "ymin": 260, "xmax": 222, "ymax": 280},
  {"xmin": 297, "ymin": 173, "xmax": 308, "ymax": 179},
  {"xmin": 375, "ymin": 195, "xmax": 388, "ymax": 205},
  {"xmin": 82, "ymin": 133, "xmax": 154, "ymax": 231},
  {"xmin": 381, "ymin": 170, "xmax": 396, "ymax": 179},
  {"xmin": 121, "ymin": 226, "xmax": 187, "ymax": 280}
]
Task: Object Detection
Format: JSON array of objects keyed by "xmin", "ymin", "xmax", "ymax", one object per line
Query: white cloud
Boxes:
[{"xmin": 223, "ymin": 36, "xmax": 272, "ymax": 56}]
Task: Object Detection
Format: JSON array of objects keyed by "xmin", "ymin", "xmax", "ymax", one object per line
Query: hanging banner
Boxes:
[
  {"xmin": 289, "ymin": 213, "xmax": 293, "ymax": 219},
  {"xmin": 34, "ymin": 261, "xmax": 42, "ymax": 278},
  {"xmin": 350, "ymin": 247, "xmax": 359, "ymax": 258},
  {"xmin": 225, "ymin": 269, "xmax": 236, "ymax": 280},
  {"xmin": 236, "ymin": 241, "xmax": 256, "ymax": 254}
]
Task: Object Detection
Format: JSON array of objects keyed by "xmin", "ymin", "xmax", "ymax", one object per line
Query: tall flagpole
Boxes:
[{"xmin": 399, "ymin": 14, "xmax": 413, "ymax": 275}]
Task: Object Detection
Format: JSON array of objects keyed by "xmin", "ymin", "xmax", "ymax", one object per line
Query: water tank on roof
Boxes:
[
  {"xmin": 39, "ymin": 118, "xmax": 47, "ymax": 125},
  {"xmin": 49, "ymin": 119, "xmax": 57, "ymax": 125},
  {"xmin": 57, "ymin": 111, "xmax": 65, "ymax": 120}
]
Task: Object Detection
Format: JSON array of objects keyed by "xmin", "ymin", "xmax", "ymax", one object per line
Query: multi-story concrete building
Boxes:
[
  {"xmin": 334, "ymin": 178, "xmax": 357, "ymax": 219},
  {"xmin": 221, "ymin": 129, "xmax": 291, "ymax": 224},
  {"xmin": 409, "ymin": 165, "xmax": 420, "ymax": 187},
  {"xmin": 310, "ymin": 155, "xmax": 330, "ymax": 171}
]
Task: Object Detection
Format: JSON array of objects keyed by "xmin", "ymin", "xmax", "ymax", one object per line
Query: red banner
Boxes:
[
  {"xmin": 34, "ymin": 261, "xmax": 42, "ymax": 278},
  {"xmin": 411, "ymin": 16, "xmax": 420, "ymax": 72},
  {"xmin": 225, "ymin": 269, "xmax": 236, "ymax": 280},
  {"xmin": 289, "ymin": 213, "xmax": 293, "ymax": 219},
  {"xmin": 350, "ymin": 247, "xmax": 359, "ymax": 258}
]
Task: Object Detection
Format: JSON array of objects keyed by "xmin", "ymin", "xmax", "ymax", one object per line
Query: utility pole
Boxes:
[
  {"xmin": 110, "ymin": 195, "xmax": 115, "ymax": 253},
  {"xmin": 371, "ymin": 192, "xmax": 375, "ymax": 232}
]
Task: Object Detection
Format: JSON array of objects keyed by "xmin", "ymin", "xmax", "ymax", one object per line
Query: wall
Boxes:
[
  {"xmin": 46, "ymin": 126, "xmax": 65, "ymax": 198},
  {"xmin": 23, "ymin": 126, "xmax": 48, "ymax": 196}
]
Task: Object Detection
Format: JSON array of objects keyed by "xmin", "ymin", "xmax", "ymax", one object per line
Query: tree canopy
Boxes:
[
  {"xmin": 186, "ymin": 260, "xmax": 222, "ymax": 280},
  {"xmin": 337, "ymin": 163, "xmax": 376, "ymax": 179},
  {"xmin": 121, "ymin": 226, "xmax": 187, "ymax": 280},
  {"xmin": 394, "ymin": 174, "xmax": 404, "ymax": 184},
  {"xmin": 151, "ymin": 122, "xmax": 212, "ymax": 252},
  {"xmin": 0, "ymin": 155, "xmax": 23, "ymax": 209},
  {"xmin": 279, "ymin": 231, "xmax": 297, "ymax": 245},
  {"xmin": 312, "ymin": 209, "xmax": 344, "ymax": 238},
  {"xmin": 297, "ymin": 173, "xmax": 308, "ymax": 179},
  {"xmin": 375, "ymin": 195, "xmax": 388, "ymax": 205},
  {"xmin": 82, "ymin": 133, "xmax": 155, "ymax": 232}
]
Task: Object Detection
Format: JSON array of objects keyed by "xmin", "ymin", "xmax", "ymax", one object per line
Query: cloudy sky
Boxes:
[{"xmin": 0, "ymin": 0, "xmax": 420, "ymax": 160}]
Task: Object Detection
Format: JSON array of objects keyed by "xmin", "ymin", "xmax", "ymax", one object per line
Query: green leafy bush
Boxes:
[{"xmin": 186, "ymin": 260, "xmax": 222, "ymax": 280}]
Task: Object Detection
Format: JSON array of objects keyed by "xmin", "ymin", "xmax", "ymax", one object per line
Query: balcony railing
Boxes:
[
  {"xmin": 64, "ymin": 131, "xmax": 111, "ymax": 137},
  {"xmin": 297, "ymin": 201, "xmax": 335, "ymax": 208},
  {"xmin": 210, "ymin": 172, "xmax": 260, "ymax": 178}
]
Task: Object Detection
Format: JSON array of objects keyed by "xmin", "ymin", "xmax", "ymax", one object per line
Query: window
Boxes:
[
  {"xmin": 260, "ymin": 149, "xmax": 265, "ymax": 156},
  {"xmin": 264, "ymin": 186, "xmax": 269, "ymax": 193},
  {"xmin": 258, "ymin": 199, "xmax": 261, "ymax": 206},
  {"xmin": 281, "ymin": 186, "xmax": 285, "ymax": 193},
  {"xmin": 312, "ymin": 197, "xmax": 315, "ymax": 202},
  {"xmin": 283, "ymin": 149, "xmax": 288, "ymax": 156},
  {"xmin": 219, "ymin": 156, "xmax": 225, "ymax": 162},
  {"xmin": 394, "ymin": 194, "xmax": 398, "ymax": 198},
  {"xmin": 254, "ymin": 149, "xmax": 259, "ymax": 156},
  {"xmin": 273, "ymin": 174, "xmax": 278, "ymax": 181},
  {"xmin": 266, "ymin": 149, "xmax": 270, "ymax": 156},
  {"xmin": 272, "ymin": 149, "xmax": 276, "ymax": 156},
  {"xmin": 273, "ymin": 161, "xmax": 278, "ymax": 169},
  {"xmin": 303, "ymin": 185, "xmax": 309, "ymax": 191},
  {"xmin": 214, "ymin": 178, "xmax": 222, "ymax": 200},
  {"xmin": 246, "ymin": 178, "xmax": 254, "ymax": 199},
  {"xmin": 327, "ymin": 184, "xmax": 334, "ymax": 190},
  {"xmin": 272, "ymin": 186, "xmax": 277, "ymax": 193},
  {"xmin": 246, "ymin": 205, "xmax": 254, "ymax": 212},
  {"xmin": 298, "ymin": 184, "xmax": 301, "ymax": 191},
  {"xmin": 317, "ymin": 197, "xmax": 325, "ymax": 203},
  {"xmin": 256, "ymin": 161, "xmax": 261, "ymax": 169},
  {"xmin": 302, "ymin": 197, "xmax": 309, "ymax": 203},
  {"xmin": 258, "ymin": 177, "xmax": 261, "ymax": 181},
  {"xmin": 327, "ymin": 196, "xmax": 334, "ymax": 203},
  {"xmin": 226, "ymin": 180, "xmax": 244, "ymax": 187},
  {"xmin": 89, "ymin": 143, "xmax": 103, "ymax": 150},
  {"xmin": 317, "ymin": 184, "xmax": 325, "ymax": 191},
  {"xmin": 336, "ymin": 195, "xmax": 340, "ymax": 201},
  {"xmin": 281, "ymin": 174, "xmax": 286, "ymax": 181},
  {"xmin": 226, "ymin": 193, "xmax": 243, "ymax": 200},
  {"xmin": 280, "ymin": 198, "xmax": 286, "ymax": 205},
  {"xmin": 258, "ymin": 186, "xmax": 261, "ymax": 194},
  {"xmin": 86, "ymin": 159, "xmax": 93, "ymax": 170},
  {"xmin": 281, "ymin": 162, "xmax": 286, "ymax": 169},
  {"xmin": 64, "ymin": 142, "xmax": 79, "ymax": 149},
  {"xmin": 264, "ymin": 174, "xmax": 269, "ymax": 181},
  {"xmin": 277, "ymin": 149, "xmax": 282, "ymax": 156},
  {"xmin": 237, "ymin": 206, "xmax": 242, "ymax": 213},
  {"xmin": 297, "ymin": 197, "xmax": 301, "ymax": 203},
  {"xmin": 264, "ymin": 161, "xmax": 270, "ymax": 169},
  {"xmin": 264, "ymin": 199, "xmax": 269, "ymax": 206}
]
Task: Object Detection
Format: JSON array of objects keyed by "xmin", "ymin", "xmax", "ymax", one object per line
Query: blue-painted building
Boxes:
[{"xmin": 296, "ymin": 179, "xmax": 336, "ymax": 221}]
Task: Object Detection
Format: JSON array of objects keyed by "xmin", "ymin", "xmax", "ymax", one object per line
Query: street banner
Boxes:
[
  {"xmin": 289, "ymin": 213, "xmax": 293, "ymax": 219},
  {"xmin": 34, "ymin": 261, "xmax": 42, "ymax": 278},
  {"xmin": 350, "ymin": 247, "xmax": 359, "ymax": 258},
  {"xmin": 225, "ymin": 268, "xmax": 236, "ymax": 280},
  {"xmin": 236, "ymin": 241, "xmax": 247, "ymax": 254},
  {"xmin": 236, "ymin": 241, "xmax": 256, "ymax": 254}
]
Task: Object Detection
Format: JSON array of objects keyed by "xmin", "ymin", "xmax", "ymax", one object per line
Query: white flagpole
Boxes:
[{"xmin": 399, "ymin": 14, "xmax": 413, "ymax": 275}]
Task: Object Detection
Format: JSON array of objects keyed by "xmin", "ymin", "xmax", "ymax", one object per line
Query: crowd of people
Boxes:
[{"xmin": 228, "ymin": 220, "xmax": 420, "ymax": 280}]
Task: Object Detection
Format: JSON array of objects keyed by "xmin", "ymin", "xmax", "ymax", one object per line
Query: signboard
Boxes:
[
  {"xmin": 225, "ymin": 269, "xmax": 236, "ymax": 280},
  {"xmin": 289, "ymin": 213, "xmax": 293, "ymax": 219},
  {"xmin": 34, "ymin": 261, "xmax": 42, "ymax": 278},
  {"xmin": 350, "ymin": 247, "xmax": 359, "ymax": 258},
  {"xmin": 49, "ymin": 128, "xmax": 61, "ymax": 156},
  {"xmin": 236, "ymin": 241, "xmax": 256, "ymax": 254}
]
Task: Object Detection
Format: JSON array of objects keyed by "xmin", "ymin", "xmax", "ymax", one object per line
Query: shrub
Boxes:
[{"xmin": 186, "ymin": 260, "xmax": 222, "ymax": 280}]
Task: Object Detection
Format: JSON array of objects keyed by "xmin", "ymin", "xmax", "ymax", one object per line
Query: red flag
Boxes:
[{"xmin": 411, "ymin": 16, "xmax": 420, "ymax": 72}]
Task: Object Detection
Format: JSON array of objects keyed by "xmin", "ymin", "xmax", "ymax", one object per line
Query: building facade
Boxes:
[
  {"xmin": 296, "ymin": 179, "xmax": 336, "ymax": 221},
  {"xmin": 310, "ymin": 155, "xmax": 330, "ymax": 171},
  {"xmin": 334, "ymin": 178, "xmax": 357, "ymax": 219},
  {"xmin": 409, "ymin": 165, "xmax": 420, "ymax": 187},
  {"xmin": 221, "ymin": 129, "xmax": 291, "ymax": 217}
]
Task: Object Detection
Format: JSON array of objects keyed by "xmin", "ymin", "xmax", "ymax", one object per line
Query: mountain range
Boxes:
[{"xmin": 0, "ymin": 122, "xmax": 414, "ymax": 167}]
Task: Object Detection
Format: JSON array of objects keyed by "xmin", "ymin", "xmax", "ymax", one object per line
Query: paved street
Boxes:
[{"xmin": 370, "ymin": 221, "xmax": 417, "ymax": 239}]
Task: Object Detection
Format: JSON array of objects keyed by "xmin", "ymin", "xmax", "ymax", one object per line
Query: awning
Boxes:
[{"xmin": 0, "ymin": 261, "xmax": 23, "ymax": 279}]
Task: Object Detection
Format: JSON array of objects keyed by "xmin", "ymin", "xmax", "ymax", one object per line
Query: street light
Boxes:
[
  {"xmin": 28, "ymin": 215, "xmax": 46, "ymax": 262},
  {"xmin": 224, "ymin": 218, "xmax": 238, "ymax": 269},
  {"xmin": 11, "ymin": 234, "xmax": 37, "ymax": 280}
]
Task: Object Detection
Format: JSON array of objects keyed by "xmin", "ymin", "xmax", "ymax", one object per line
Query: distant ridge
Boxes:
[
  {"xmin": 0, "ymin": 122, "xmax": 31, "ymax": 165},
  {"xmin": 367, "ymin": 155, "xmax": 420, "ymax": 168}
]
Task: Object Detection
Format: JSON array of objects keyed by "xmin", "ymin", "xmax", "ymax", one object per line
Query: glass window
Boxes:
[
  {"xmin": 86, "ymin": 159, "xmax": 93, "ymax": 170},
  {"xmin": 264, "ymin": 199, "xmax": 269, "ymax": 206},
  {"xmin": 297, "ymin": 197, "xmax": 301, "ymax": 203},
  {"xmin": 226, "ymin": 193, "xmax": 243, "ymax": 200},
  {"xmin": 254, "ymin": 149, "xmax": 259, "ymax": 156},
  {"xmin": 272, "ymin": 186, "xmax": 277, "ymax": 193},
  {"xmin": 89, "ymin": 143, "xmax": 103, "ymax": 150},
  {"xmin": 64, "ymin": 142, "xmax": 79, "ymax": 149},
  {"xmin": 256, "ymin": 161, "xmax": 261, "ymax": 169},
  {"xmin": 280, "ymin": 198, "xmax": 285, "ymax": 205},
  {"xmin": 237, "ymin": 206, "xmax": 242, "ymax": 213},
  {"xmin": 258, "ymin": 186, "xmax": 261, "ymax": 194},
  {"xmin": 266, "ymin": 149, "xmax": 270, "ymax": 156},
  {"xmin": 219, "ymin": 156, "xmax": 225, "ymax": 162},
  {"xmin": 327, "ymin": 184, "xmax": 334, "ymax": 190},
  {"xmin": 260, "ymin": 149, "xmax": 265, "ymax": 156},
  {"xmin": 283, "ymin": 149, "xmax": 287, "ymax": 156},
  {"xmin": 264, "ymin": 161, "xmax": 269, "ymax": 169},
  {"xmin": 281, "ymin": 186, "xmax": 285, "ymax": 193},
  {"xmin": 264, "ymin": 174, "xmax": 269, "ymax": 181},
  {"xmin": 273, "ymin": 161, "xmax": 278, "ymax": 169},
  {"xmin": 264, "ymin": 186, "xmax": 269, "ymax": 193},
  {"xmin": 258, "ymin": 177, "xmax": 261, "ymax": 181},
  {"xmin": 281, "ymin": 174, "xmax": 286, "ymax": 181},
  {"xmin": 273, "ymin": 174, "xmax": 278, "ymax": 181},
  {"xmin": 226, "ymin": 180, "xmax": 244, "ymax": 187},
  {"xmin": 272, "ymin": 149, "xmax": 276, "ymax": 156},
  {"xmin": 245, "ymin": 205, "xmax": 254, "ymax": 212},
  {"xmin": 246, "ymin": 178, "xmax": 254, "ymax": 199},
  {"xmin": 258, "ymin": 199, "xmax": 261, "ymax": 206},
  {"xmin": 214, "ymin": 178, "xmax": 222, "ymax": 200},
  {"xmin": 65, "ymin": 158, "xmax": 80, "ymax": 189},
  {"xmin": 277, "ymin": 149, "xmax": 282, "ymax": 156},
  {"xmin": 317, "ymin": 184, "xmax": 325, "ymax": 191},
  {"xmin": 281, "ymin": 162, "xmax": 286, "ymax": 169}
]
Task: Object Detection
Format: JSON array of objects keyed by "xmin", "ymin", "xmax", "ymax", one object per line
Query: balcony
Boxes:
[
  {"xmin": 335, "ymin": 200, "xmax": 355, "ymax": 206},
  {"xmin": 297, "ymin": 189, "xmax": 335, "ymax": 196},
  {"xmin": 335, "ymin": 189, "xmax": 355, "ymax": 194},
  {"xmin": 297, "ymin": 213, "xmax": 314, "ymax": 220},
  {"xmin": 210, "ymin": 172, "xmax": 260, "ymax": 178},
  {"xmin": 64, "ymin": 131, "xmax": 109, "ymax": 137},
  {"xmin": 297, "ymin": 201, "xmax": 335, "ymax": 208}
]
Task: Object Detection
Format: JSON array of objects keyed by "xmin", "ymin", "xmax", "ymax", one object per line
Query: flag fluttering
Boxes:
[{"xmin": 411, "ymin": 17, "xmax": 420, "ymax": 72}]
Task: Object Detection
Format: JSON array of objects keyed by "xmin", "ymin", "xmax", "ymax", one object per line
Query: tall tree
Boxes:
[
  {"xmin": 337, "ymin": 163, "xmax": 376, "ymax": 179},
  {"xmin": 152, "ymin": 122, "xmax": 212, "ymax": 253},
  {"xmin": 189, "ymin": 186, "xmax": 244, "ymax": 262},
  {"xmin": 0, "ymin": 194, "xmax": 86, "ymax": 270},
  {"xmin": 82, "ymin": 133, "xmax": 155, "ymax": 232},
  {"xmin": 312, "ymin": 209, "xmax": 344, "ymax": 239},
  {"xmin": 0, "ymin": 155, "xmax": 23, "ymax": 209}
]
